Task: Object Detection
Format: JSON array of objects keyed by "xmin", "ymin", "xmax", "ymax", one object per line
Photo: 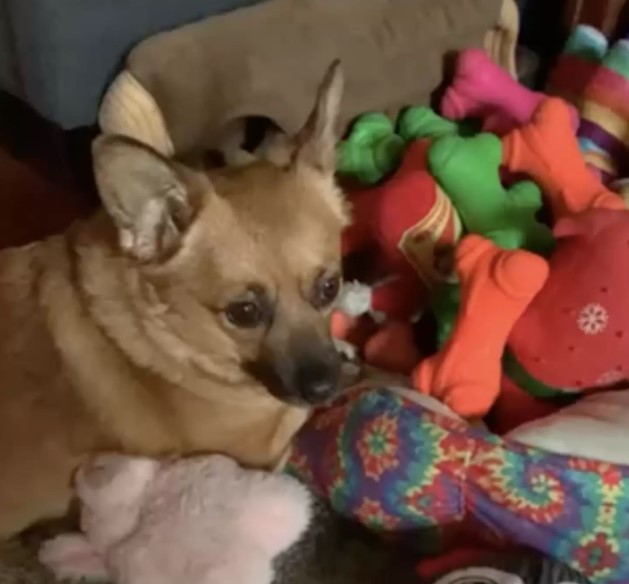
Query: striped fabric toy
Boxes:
[{"xmin": 549, "ymin": 25, "xmax": 629, "ymax": 185}]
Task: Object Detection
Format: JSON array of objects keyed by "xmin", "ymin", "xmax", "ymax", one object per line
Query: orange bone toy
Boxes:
[
  {"xmin": 412, "ymin": 234, "xmax": 549, "ymax": 418},
  {"xmin": 502, "ymin": 97, "xmax": 625, "ymax": 220}
]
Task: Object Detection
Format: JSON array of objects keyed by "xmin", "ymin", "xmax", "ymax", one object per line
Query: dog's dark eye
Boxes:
[
  {"xmin": 225, "ymin": 301, "xmax": 263, "ymax": 328},
  {"xmin": 313, "ymin": 273, "xmax": 341, "ymax": 309}
]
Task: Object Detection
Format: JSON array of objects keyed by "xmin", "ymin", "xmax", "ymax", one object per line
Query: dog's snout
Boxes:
[
  {"xmin": 251, "ymin": 314, "xmax": 348, "ymax": 405},
  {"xmin": 254, "ymin": 336, "xmax": 343, "ymax": 405},
  {"xmin": 295, "ymin": 355, "xmax": 341, "ymax": 404}
]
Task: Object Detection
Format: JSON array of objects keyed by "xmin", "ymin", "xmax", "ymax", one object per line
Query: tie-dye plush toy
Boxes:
[{"xmin": 287, "ymin": 384, "xmax": 629, "ymax": 584}]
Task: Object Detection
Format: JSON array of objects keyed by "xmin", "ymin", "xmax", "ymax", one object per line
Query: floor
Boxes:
[
  {"xmin": 0, "ymin": 147, "xmax": 94, "ymax": 250},
  {"xmin": 0, "ymin": 90, "xmax": 99, "ymax": 250}
]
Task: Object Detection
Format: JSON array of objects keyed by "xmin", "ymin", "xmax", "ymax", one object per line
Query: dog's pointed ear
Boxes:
[
  {"xmin": 92, "ymin": 135, "xmax": 200, "ymax": 263},
  {"xmin": 291, "ymin": 60, "xmax": 344, "ymax": 175}
]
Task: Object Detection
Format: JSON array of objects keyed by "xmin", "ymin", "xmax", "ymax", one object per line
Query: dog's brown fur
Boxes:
[{"xmin": 0, "ymin": 64, "xmax": 348, "ymax": 537}]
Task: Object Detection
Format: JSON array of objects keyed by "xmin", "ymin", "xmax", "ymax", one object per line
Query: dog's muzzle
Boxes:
[{"xmin": 252, "ymin": 338, "xmax": 343, "ymax": 406}]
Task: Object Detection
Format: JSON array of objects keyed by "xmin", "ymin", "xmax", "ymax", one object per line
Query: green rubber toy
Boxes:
[
  {"xmin": 398, "ymin": 106, "xmax": 459, "ymax": 142},
  {"xmin": 336, "ymin": 113, "xmax": 406, "ymax": 185},
  {"xmin": 428, "ymin": 132, "xmax": 555, "ymax": 255},
  {"xmin": 398, "ymin": 106, "xmax": 481, "ymax": 142}
]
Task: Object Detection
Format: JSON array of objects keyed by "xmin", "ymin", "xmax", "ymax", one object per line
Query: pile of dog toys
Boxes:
[
  {"xmin": 332, "ymin": 27, "xmax": 629, "ymax": 432},
  {"xmin": 38, "ymin": 26, "xmax": 629, "ymax": 584},
  {"xmin": 284, "ymin": 28, "xmax": 629, "ymax": 584}
]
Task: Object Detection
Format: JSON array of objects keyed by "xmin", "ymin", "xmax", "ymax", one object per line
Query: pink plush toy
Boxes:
[
  {"xmin": 38, "ymin": 454, "xmax": 311, "ymax": 584},
  {"xmin": 441, "ymin": 48, "xmax": 579, "ymax": 135}
]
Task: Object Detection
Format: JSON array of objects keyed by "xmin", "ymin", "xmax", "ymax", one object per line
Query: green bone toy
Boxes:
[
  {"xmin": 428, "ymin": 132, "xmax": 554, "ymax": 254},
  {"xmin": 336, "ymin": 107, "xmax": 470, "ymax": 185},
  {"xmin": 336, "ymin": 113, "xmax": 405, "ymax": 185}
]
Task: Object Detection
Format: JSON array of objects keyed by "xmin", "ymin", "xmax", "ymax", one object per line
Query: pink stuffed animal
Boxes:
[
  {"xmin": 441, "ymin": 48, "xmax": 579, "ymax": 135},
  {"xmin": 38, "ymin": 453, "xmax": 420, "ymax": 584},
  {"xmin": 38, "ymin": 454, "xmax": 311, "ymax": 584}
]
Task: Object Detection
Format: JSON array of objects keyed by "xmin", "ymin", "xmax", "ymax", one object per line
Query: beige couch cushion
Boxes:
[{"xmin": 100, "ymin": 0, "xmax": 518, "ymax": 157}]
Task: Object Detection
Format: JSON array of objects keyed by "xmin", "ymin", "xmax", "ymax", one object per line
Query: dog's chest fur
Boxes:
[{"xmin": 0, "ymin": 229, "xmax": 307, "ymax": 537}]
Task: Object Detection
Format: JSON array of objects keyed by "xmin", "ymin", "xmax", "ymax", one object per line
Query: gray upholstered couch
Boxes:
[{"xmin": 0, "ymin": 0, "xmax": 261, "ymax": 130}]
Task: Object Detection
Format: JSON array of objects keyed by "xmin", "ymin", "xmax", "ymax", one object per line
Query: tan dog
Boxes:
[{"xmin": 0, "ymin": 63, "xmax": 348, "ymax": 537}]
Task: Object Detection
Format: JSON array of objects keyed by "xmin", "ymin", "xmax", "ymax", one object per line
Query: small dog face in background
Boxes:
[{"xmin": 93, "ymin": 62, "xmax": 348, "ymax": 406}]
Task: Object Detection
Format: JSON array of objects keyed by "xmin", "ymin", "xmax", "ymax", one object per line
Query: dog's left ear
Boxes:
[
  {"xmin": 92, "ymin": 135, "xmax": 201, "ymax": 263},
  {"xmin": 291, "ymin": 60, "xmax": 344, "ymax": 175}
]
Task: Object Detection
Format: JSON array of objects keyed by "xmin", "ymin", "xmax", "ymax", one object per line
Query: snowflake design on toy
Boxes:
[{"xmin": 577, "ymin": 303, "xmax": 609, "ymax": 335}]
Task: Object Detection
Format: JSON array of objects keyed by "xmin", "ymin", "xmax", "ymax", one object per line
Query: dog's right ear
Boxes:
[
  {"xmin": 291, "ymin": 60, "xmax": 344, "ymax": 175},
  {"xmin": 92, "ymin": 135, "xmax": 200, "ymax": 263}
]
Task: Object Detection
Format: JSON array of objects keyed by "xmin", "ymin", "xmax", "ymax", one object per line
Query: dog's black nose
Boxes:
[
  {"xmin": 256, "ymin": 335, "xmax": 344, "ymax": 405},
  {"xmin": 295, "ymin": 354, "xmax": 341, "ymax": 404}
]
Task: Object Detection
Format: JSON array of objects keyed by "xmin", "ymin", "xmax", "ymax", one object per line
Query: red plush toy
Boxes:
[
  {"xmin": 507, "ymin": 208, "xmax": 629, "ymax": 393},
  {"xmin": 488, "ymin": 207, "xmax": 629, "ymax": 433},
  {"xmin": 413, "ymin": 209, "xmax": 629, "ymax": 425},
  {"xmin": 334, "ymin": 140, "xmax": 462, "ymax": 374},
  {"xmin": 414, "ymin": 97, "xmax": 629, "ymax": 427}
]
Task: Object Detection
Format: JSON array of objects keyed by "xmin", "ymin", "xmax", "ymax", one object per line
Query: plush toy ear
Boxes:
[
  {"xmin": 291, "ymin": 60, "xmax": 344, "ymax": 175},
  {"xmin": 38, "ymin": 534, "xmax": 108, "ymax": 581},
  {"xmin": 238, "ymin": 472, "xmax": 312, "ymax": 556},
  {"xmin": 92, "ymin": 135, "xmax": 201, "ymax": 263}
]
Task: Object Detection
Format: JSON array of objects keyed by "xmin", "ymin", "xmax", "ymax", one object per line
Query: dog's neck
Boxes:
[
  {"xmin": 70, "ymin": 213, "xmax": 244, "ymax": 386},
  {"xmin": 52, "ymin": 213, "xmax": 308, "ymax": 467}
]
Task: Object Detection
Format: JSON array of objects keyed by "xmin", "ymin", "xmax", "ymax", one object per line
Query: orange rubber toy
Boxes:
[
  {"xmin": 502, "ymin": 97, "xmax": 625, "ymax": 220},
  {"xmin": 412, "ymin": 234, "xmax": 549, "ymax": 418}
]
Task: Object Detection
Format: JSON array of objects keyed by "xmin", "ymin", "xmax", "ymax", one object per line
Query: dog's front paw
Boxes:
[{"xmin": 337, "ymin": 281, "xmax": 373, "ymax": 317}]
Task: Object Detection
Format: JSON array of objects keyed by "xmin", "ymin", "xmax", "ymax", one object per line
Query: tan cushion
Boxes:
[{"xmin": 99, "ymin": 0, "xmax": 518, "ymax": 157}]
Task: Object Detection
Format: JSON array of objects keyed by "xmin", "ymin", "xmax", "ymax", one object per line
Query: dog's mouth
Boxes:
[
  {"xmin": 246, "ymin": 345, "xmax": 348, "ymax": 407},
  {"xmin": 246, "ymin": 365, "xmax": 342, "ymax": 407}
]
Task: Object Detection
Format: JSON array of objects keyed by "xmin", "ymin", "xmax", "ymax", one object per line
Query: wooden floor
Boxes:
[{"xmin": 0, "ymin": 147, "xmax": 94, "ymax": 250}]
